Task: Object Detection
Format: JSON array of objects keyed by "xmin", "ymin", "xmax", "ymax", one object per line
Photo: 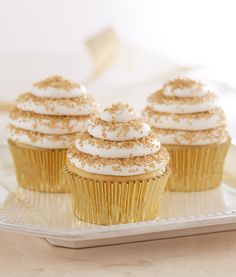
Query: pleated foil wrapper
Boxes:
[
  {"xmin": 64, "ymin": 166, "xmax": 170, "ymax": 225},
  {"xmin": 8, "ymin": 139, "xmax": 69, "ymax": 192},
  {"xmin": 165, "ymin": 140, "xmax": 231, "ymax": 192}
]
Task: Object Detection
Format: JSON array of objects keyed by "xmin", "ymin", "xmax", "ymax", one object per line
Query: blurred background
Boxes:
[{"xmin": 0, "ymin": 0, "xmax": 235, "ymax": 141}]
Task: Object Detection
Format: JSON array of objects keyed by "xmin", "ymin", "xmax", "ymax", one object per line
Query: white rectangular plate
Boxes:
[{"xmin": 0, "ymin": 144, "xmax": 236, "ymax": 249}]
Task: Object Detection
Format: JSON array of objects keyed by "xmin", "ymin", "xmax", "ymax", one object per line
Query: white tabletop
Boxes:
[{"xmin": 0, "ymin": 230, "xmax": 235, "ymax": 277}]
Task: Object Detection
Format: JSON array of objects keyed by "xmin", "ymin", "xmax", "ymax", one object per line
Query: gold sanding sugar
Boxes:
[
  {"xmin": 89, "ymin": 117, "xmax": 147, "ymax": 140},
  {"xmin": 16, "ymin": 93, "xmax": 97, "ymax": 113},
  {"xmin": 152, "ymin": 126, "xmax": 228, "ymax": 144},
  {"xmin": 148, "ymin": 90, "xmax": 217, "ymax": 105},
  {"xmin": 10, "ymin": 107, "xmax": 91, "ymax": 133},
  {"xmin": 76, "ymin": 130, "xmax": 159, "ymax": 150},
  {"xmin": 104, "ymin": 102, "xmax": 135, "ymax": 115},
  {"xmin": 33, "ymin": 75, "xmax": 80, "ymax": 91},
  {"xmin": 143, "ymin": 107, "xmax": 226, "ymax": 124},
  {"xmin": 9, "ymin": 125, "xmax": 78, "ymax": 143},
  {"xmin": 164, "ymin": 77, "xmax": 202, "ymax": 89},
  {"xmin": 68, "ymin": 144, "xmax": 169, "ymax": 171}
]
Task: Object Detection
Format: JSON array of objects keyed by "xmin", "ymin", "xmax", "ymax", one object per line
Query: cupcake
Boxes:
[
  {"xmin": 64, "ymin": 103, "xmax": 170, "ymax": 225},
  {"xmin": 143, "ymin": 77, "xmax": 230, "ymax": 191},
  {"xmin": 8, "ymin": 75, "xmax": 98, "ymax": 192}
]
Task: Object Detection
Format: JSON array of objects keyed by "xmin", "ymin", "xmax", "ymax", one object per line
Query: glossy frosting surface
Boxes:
[
  {"xmin": 143, "ymin": 77, "xmax": 229, "ymax": 145},
  {"xmin": 68, "ymin": 103, "xmax": 169, "ymax": 176},
  {"xmin": 8, "ymin": 76, "xmax": 97, "ymax": 148}
]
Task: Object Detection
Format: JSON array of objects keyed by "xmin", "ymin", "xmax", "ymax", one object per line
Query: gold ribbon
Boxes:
[
  {"xmin": 0, "ymin": 102, "xmax": 13, "ymax": 112},
  {"xmin": 85, "ymin": 27, "xmax": 120, "ymax": 83}
]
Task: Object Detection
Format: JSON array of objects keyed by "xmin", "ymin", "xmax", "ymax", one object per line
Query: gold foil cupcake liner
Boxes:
[
  {"xmin": 64, "ymin": 166, "xmax": 170, "ymax": 225},
  {"xmin": 8, "ymin": 139, "xmax": 69, "ymax": 192},
  {"xmin": 165, "ymin": 140, "xmax": 231, "ymax": 192}
]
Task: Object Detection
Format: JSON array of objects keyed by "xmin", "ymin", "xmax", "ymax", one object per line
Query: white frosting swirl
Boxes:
[
  {"xmin": 8, "ymin": 125, "xmax": 76, "ymax": 149},
  {"xmin": 8, "ymin": 76, "xmax": 97, "ymax": 148},
  {"xmin": 143, "ymin": 108, "xmax": 225, "ymax": 131},
  {"xmin": 163, "ymin": 83, "xmax": 207, "ymax": 97},
  {"xmin": 100, "ymin": 104, "xmax": 136, "ymax": 122},
  {"xmin": 75, "ymin": 132, "xmax": 160, "ymax": 158},
  {"xmin": 153, "ymin": 127, "xmax": 228, "ymax": 145},
  {"xmin": 9, "ymin": 111, "xmax": 89, "ymax": 135},
  {"xmin": 31, "ymin": 85, "xmax": 87, "ymax": 99},
  {"xmin": 16, "ymin": 94, "xmax": 97, "ymax": 116},
  {"xmin": 148, "ymin": 98, "xmax": 218, "ymax": 114},
  {"xmin": 87, "ymin": 119, "xmax": 150, "ymax": 141},
  {"xmin": 67, "ymin": 103, "xmax": 169, "ymax": 176},
  {"xmin": 88, "ymin": 102, "xmax": 150, "ymax": 141},
  {"xmin": 68, "ymin": 149, "xmax": 168, "ymax": 176},
  {"xmin": 144, "ymin": 77, "xmax": 229, "ymax": 145}
]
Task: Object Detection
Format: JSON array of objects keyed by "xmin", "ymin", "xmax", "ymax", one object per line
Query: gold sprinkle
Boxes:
[
  {"xmin": 152, "ymin": 126, "xmax": 228, "ymax": 144},
  {"xmin": 9, "ymin": 107, "xmax": 92, "ymax": 133},
  {"xmin": 143, "ymin": 107, "xmax": 226, "ymax": 125},
  {"xmin": 148, "ymin": 90, "xmax": 217, "ymax": 105},
  {"xmin": 104, "ymin": 102, "xmax": 135, "ymax": 115},
  {"xmin": 89, "ymin": 117, "xmax": 146, "ymax": 140},
  {"xmin": 17, "ymin": 93, "xmax": 98, "ymax": 114},
  {"xmin": 103, "ymin": 102, "xmax": 135, "ymax": 122},
  {"xmin": 33, "ymin": 75, "xmax": 81, "ymax": 91},
  {"xmin": 164, "ymin": 77, "xmax": 202, "ymax": 89},
  {"xmin": 8, "ymin": 125, "xmax": 77, "ymax": 143},
  {"xmin": 76, "ymin": 131, "xmax": 159, "ymax": 151},
  {"xmin": 68, "ymin": 144, "xmax": 169, "ymax": 170}
]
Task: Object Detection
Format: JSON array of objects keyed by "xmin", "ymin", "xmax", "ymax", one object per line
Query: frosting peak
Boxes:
[
  {"xmin": 100, "ymin": 103, "xmax": 136, "ymax": 122},
  {"xmin": 88, "ymin": 103, "xmax": 150, "ymax": 141},
  {"xmin": 163, "ymin": 77, "xmax": 207, "ymax": 98},
  {"xmin": 31, "ymin": 75, "xmax": 87, "ymax": 99}
]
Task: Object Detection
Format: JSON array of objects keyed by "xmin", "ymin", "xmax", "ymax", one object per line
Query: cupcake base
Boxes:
[
  {"xmin": 165, "ymin": 140, "xmax": 230, "ymax": 192},
  {"xmin": 8, "ymin": 139, "xmax": 69, "ymax": 192},
  {"xmin": 64, "ymin": 164, "xmax": 170, "ymax": 225}
]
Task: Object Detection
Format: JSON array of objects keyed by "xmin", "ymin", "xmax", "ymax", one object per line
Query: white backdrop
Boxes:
[
  {"xmin": 1, "ymin": 0, "xmax": 236, "ymax": 91},
  {"xmin": 0, "ymin": 0, "xmax": 235, "ymax": 140},
  {"xmin": 1, "ymin": 0, "xmax": 236, "ymax": 63}
]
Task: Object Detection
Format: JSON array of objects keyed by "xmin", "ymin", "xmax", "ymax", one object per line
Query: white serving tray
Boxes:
[{"xmin": 0, "ymin": 144, "xmax": 236, "ymax": 249}]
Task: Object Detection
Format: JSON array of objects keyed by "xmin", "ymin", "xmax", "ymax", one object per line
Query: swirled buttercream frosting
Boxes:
[
  {"xmin": 67, "ymin": 103, "xmax": 169, "ymax": 176},
  {"xmin": 143, "ymin": 77, "xmax": 229, "ymax": 145},
  {"xmin": 8, "ymin": 75, "xmax": 98, "ymax": 148}
]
